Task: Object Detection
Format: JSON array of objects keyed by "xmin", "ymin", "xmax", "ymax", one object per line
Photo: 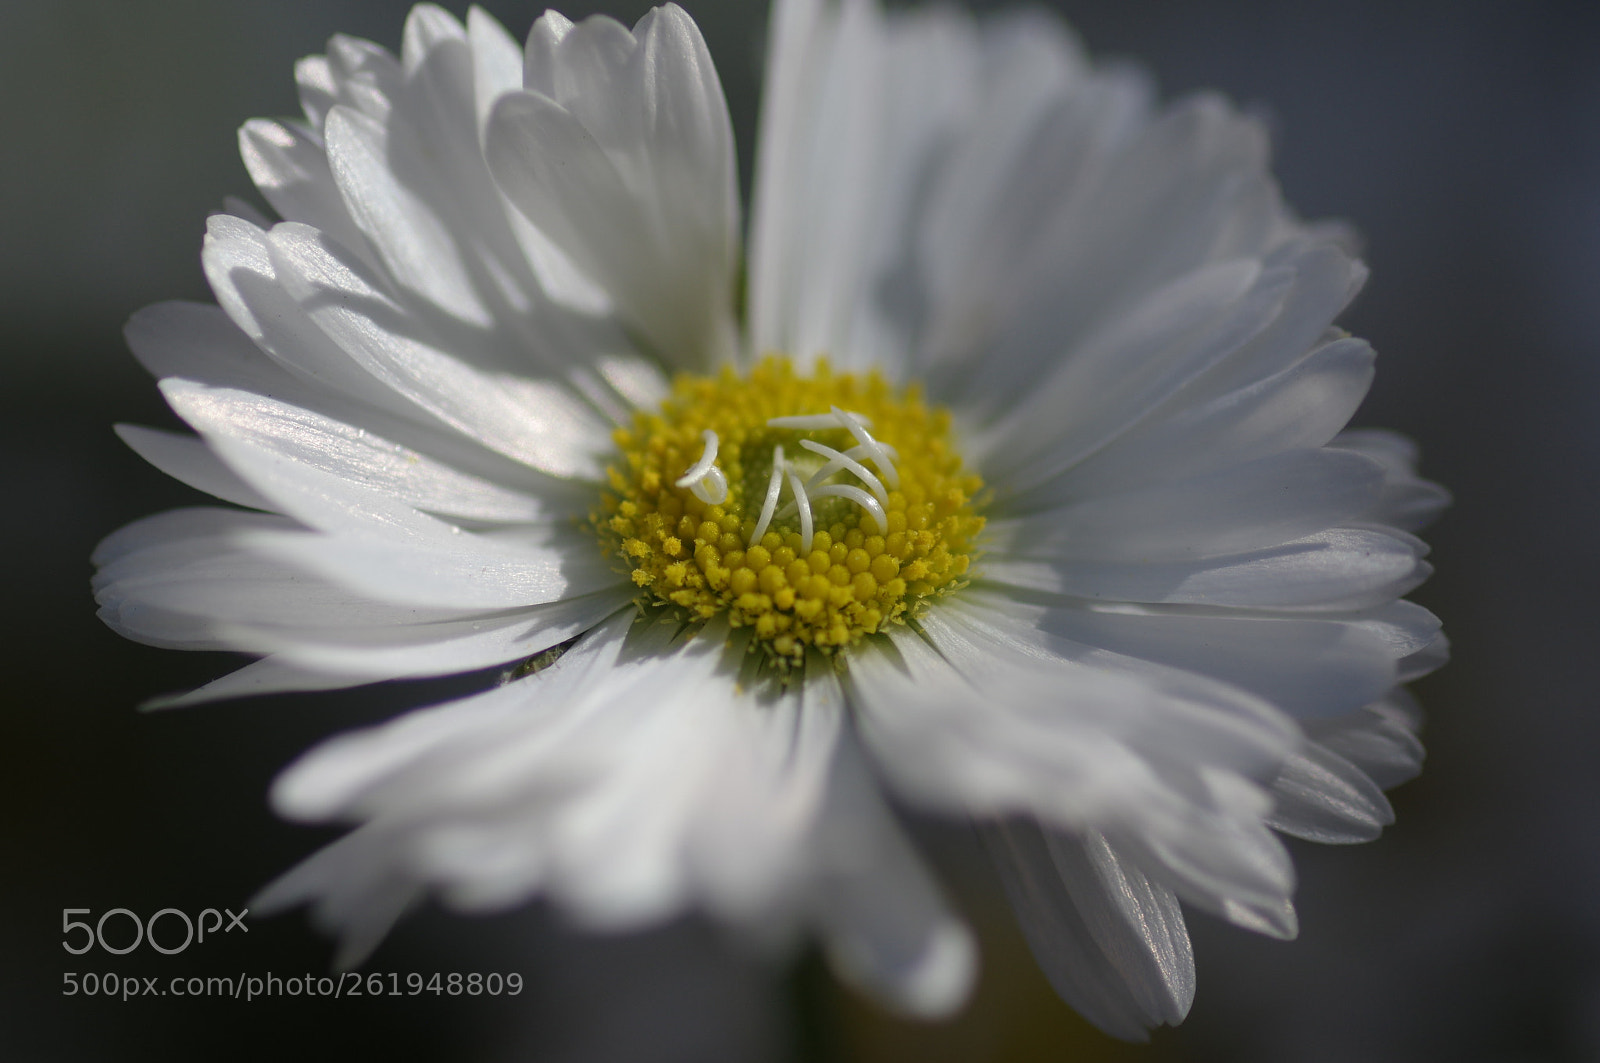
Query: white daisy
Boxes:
[{"xmin": 94, "ymin": 0, "xmax": 1448, "ymax": 1037}]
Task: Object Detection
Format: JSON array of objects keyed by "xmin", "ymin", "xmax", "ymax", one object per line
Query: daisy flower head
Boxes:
[{"xmin": 95, "ymin": 0, "xmax": 1448, "ymax": 1038}]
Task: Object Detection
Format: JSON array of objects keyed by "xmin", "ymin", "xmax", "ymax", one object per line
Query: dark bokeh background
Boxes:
[{"xmin": 4, "ymin": 0, "xmax": 1597, "ymax": 1059}]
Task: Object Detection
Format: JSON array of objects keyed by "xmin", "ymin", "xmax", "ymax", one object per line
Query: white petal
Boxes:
[
  {"xmin": 465, "ymin": 7, "xmax": 522, "ymax": 128},
  {"xmin": 114, "ymin": 424, "xmax": 275, "ymax": 511},
  {"xmin": 972, "ymin": 256, "xmax": 1284, "ymax": 484},
  {"xmin": 160, "ymin": 380, "xmax": 550, "ymax": 522},
  {"xmin": 977, "ymin": 242, "xmax": 1363, "ymax": 497},
  {"xmin": 1343, "ymin": 600, "xmax": 1443, "ymax": 659},
  {"xmin": 984, "ymin": 821, "xmax": 1192, "ymax": 1041},
  {"xmin": 233, "ymin": 590, "xmax": 634, "ymax": 681},
  {"xmin": 1025, "ymin": 94, "xmax": 1284, "ymax": 328},
  {"xmin": 239, "ymin": 118, "xmax": 372, "ymax": 263},
  {"xmin": 749, "ymin": 0, "xmax": 893, "ymax": 371},
  {"xmin": 323, "ymin": 70, "xmax": 492, "ymax": 327},
  {"xmin": 263, "ymin": 223, "xmax": 612, "ymax": 478},
  {"xmin": 1032, "ymin": 333, "xmax": 1376, "ymax": 503},
  {"xmin": 804, "ymin": 702, "xmax": 977, "ymax": 1019},
  {"xmin": 251, "ymin": 822, "xmax": 425, "ymax": 969},
  {"xmin": 400, "ymin": 3, "xmax": 466, "ymax": 70},
  {"xmin": 981, "ymin": 527, "xmax": 1427, "ymax": 612},
  {"xmin": 926, "ymin": 94, "xmax": 1291, "ymax": 409},
  {"xmin": 294, "ymin": 55, "xmax": 339, "ymax": 130},
  {"xmin": 989, "ymin": 448, "xmax": 1386, "ymax": 562},
  {"xmin": 1307, "ymin": 691, "xmax": 1425, "ymax": 791},
  {"xmin": 237, "ymin": 518, "xmax": 615, "ymax": 613},
  {"xmin": 92, "ymin": 506, "xmax": 284, "ymax": 567},
  {"xmin": 125, "ymin": 429, "xmax": 616, "ymax": 611},
  {"xmin": 126, "ymin": 299, "xmax": 314, "ymax": 400},
  {"xmin": 1266, "ymin": 741, "xmax": 1394, "ymax": 844},
  {"xmin": 916, "ymin": 12, "xmax": 1118, "ymax": 375},
  {"xmin": 263, "ymin": 612, "xmax": 973, "ymax": 1014},
  {"xmin": 850, "ymin": 629, "xmax": 1207, "ymax": 824},
  {"xmin": 94, "ymin": 506, "xmax": 604, "ymax": 676},
  {"xmin": 486, "ymin": 5, "xmax": 738, "ymax": 367},
  {"xmin": 218, "ymin": 195, "xmax": 273, "ymax": 230},
  {"xmin": 1178, "ymin": 246, "xmax": 1367, "ymax": 402},
  {"xmin": 323, "ymin": 10, "xmax": 626, "ymax": 359},
  {"xmin": 302, "ymin": 33, "xmax": 405, "ymax": 131},
  {"xmin": 851, "ymin": 614, "xmax": 1294, "ymax": 826},
  {"xmin": 1398, "ymin": 631, "xmax": 1449, "ymax": 682},
  {"xmin": 867, "ymin": 595, "xmax": 1298, "ymax": 938},
  {"xmin": 129, "ymin": 299, "xmax": 591, "ymax": 498},
  {"xmin": 92, "ymin": 504, "xmax": 475, "ymax": 660},
  {"xmin": 269, "ymin": 615, "xmax": 637, "ymax": 821},
  {"xmin": 1105, "ymin": 789, "xmax": 1298, "ymax": 941},
  {"xmin": 1027, "ymin": 602, "xmax": 1400, "ymax": 721},
  {"xmin": 1333, "ymin": 428, "xmax": 1451, "ymax": 531},
  {"xmin": 143, "ymin": 656, "xmax": 384, "ymax": 710},
  {"xmin": 202, "ymin": 214, "xmax": 430, "ymax": 420}
]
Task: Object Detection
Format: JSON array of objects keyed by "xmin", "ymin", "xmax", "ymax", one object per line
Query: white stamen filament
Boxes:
[
  {"xmin": 810, "ymin": 484, "xmax": 888, "ymax": 534},
  {"xmin": 748, "ymin": 444, "xmax": 787, "ymax": 547},
  {"xmin": 755, "ymin": 408, "xmax": 902, "ymax": 545},
  {"xmin": 675, "ymin": 429, "xmax": 728, "ymax": 505},
  {"xmin": 798, "ymin": 438, "xmax": 889, "ymax": 506},
  {"xmin": 777, "ymin": 484, "xmax": 888, "ymax": 535},
  {"xmin": 831, "ymin": 406, "xmax": 899, "ymax": 490},
  {"xmin": 785, "ymin": 468, "xmax": 814, "ymax": 553}
]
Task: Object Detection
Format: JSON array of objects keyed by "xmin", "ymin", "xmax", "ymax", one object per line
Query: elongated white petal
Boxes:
[
  {"xmin": 1333, "ymin": 428, "xmax": 1452, "ymax": 531},
  {"xmin": 231, "ymin": 590, "xmax": 635, "ymax": 681},
  {"xmin": 239, "ymin": 118, "xmax": 373, "ymax": 263},
  {"xmin": 982, "ymin": 526, "xmax": 1427, "ymax": 612},
  {"xmin": 260, "ymin": 614, "xmax": 973, "ymax": 1011},
  {"xmin": 325, "ymin": 103, "xmax": 493, "ymax": 329},
  {"xmin": 136, "ymin": 432, "xmax": 614, "ymax": 612},
  {"xmin": 115, "ymin": 425, "xmax": 276, "ymax": 512},
  {"xmin": 851, "ymin": 617, "xmax": 1294, "ymax": 824},
  {"xmin": 852, "ymin": 599, "xmax": 1300, "ymax": 942},
  {"xmin": 974, "ymin": 256, "xmax": 1283, "ymax": 481},
  {"xmin": 807, "ymin": 719, "xmax": 976, "ymax": 1020},
  {"xmin": 297, "ymin": 33, "xmax": 403, "ymax": 132},
  {"xmin": 143, "ymin": 656, "xmax": 393, "ymax": 710},
  {"xmin": 1306, "ymin": 691, "xmax": 1426, "ymax": 791},
  {"xmin": 264, "ymin": 223, "xmax": 613, "ymax": 479},
  {"xmin": 985, "ymin": 821, "xmax": 1192, "ymax": 1041},
  {"xmin": 127, "ymin": 300, "xmax": 590, "ymax": 498},
  {"xmin": 161, "ymin": 380, "xmax": 550, "ymax": 523},
  {"xmin": 93, "ymin": 502, "xmax": 621, "ymax": 689},
  {"xmin": 485, "ymin": 5, "xmax": 738, "ymax": 368},
  {"xmin": 1025, "ymin": 602, "xmax": 1401, "ymax": 721},
  {"xmin": 991, "ymin": 448, "xmax": 1386, "ymax": 562},
  {"xmin": 751, "ymin": 0, "xmax": 893, "ymax": 372},
  {"xmin": 932, "ymin": 96, "xmax": 1290, "ymax": 406},
  {"xmin": 1031, "ymin": 334, "xmax": 1377, "ymax": 504},
  {"xmin": 1266, "ymin": 741, "xmax": 1394, "ymax": 844},
  {"xmin": 203, "ymin": 214, "xmax": 424, "ymax": 419},
  {"xmin": 125, "ymin": 299, "xmax": 291, "ymax": 393}
]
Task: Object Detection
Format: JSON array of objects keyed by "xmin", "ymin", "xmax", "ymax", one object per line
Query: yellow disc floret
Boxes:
[{"xmin": 596, "ymin": 356, "xmax": 985, "ymax": 664}]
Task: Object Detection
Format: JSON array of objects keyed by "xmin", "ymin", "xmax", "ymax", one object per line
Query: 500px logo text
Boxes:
[{"xmin": 62, "ymin": 908, "xmax": 247, "ymax": 956}]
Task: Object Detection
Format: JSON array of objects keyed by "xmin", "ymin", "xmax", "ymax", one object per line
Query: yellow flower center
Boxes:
[{"xmin": 597, "ymin": 357, "xmax": 985, "ymax": 663}]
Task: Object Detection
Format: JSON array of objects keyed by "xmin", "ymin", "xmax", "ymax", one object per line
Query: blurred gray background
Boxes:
[{"xmin": 3, "ymin": 0, "xmax": 1596, "ymax": 1059}]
